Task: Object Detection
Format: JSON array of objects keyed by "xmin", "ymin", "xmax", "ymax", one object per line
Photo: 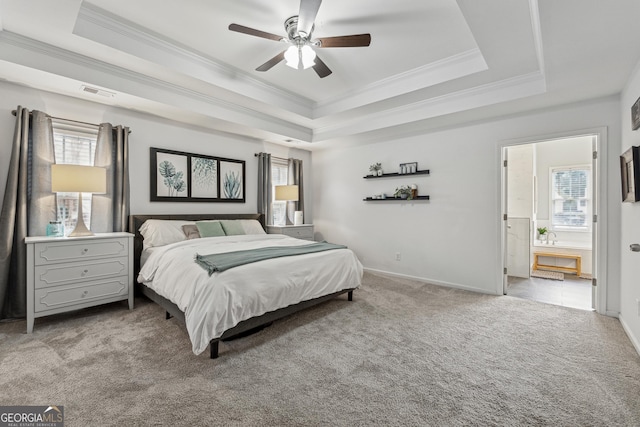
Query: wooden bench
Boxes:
[{"xmin": 533, "ymin": 252, "xmax": 581, "ymax": 276}]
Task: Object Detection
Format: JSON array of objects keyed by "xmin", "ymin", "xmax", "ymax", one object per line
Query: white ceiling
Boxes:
[{"xmin": 0, "ymin": 0, "xmax": 639, "ymax": 149}]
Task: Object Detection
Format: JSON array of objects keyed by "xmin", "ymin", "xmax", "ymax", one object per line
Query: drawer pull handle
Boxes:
[
  {"xmin": 82, "ymin": 248, "xmax": 89, "ymax": 254},
  {"xmin": 81, "ymin": 269, "xmax": 89, "ymax": 276},
  {"xmin": 81, "ymin": 290, "xmax": 89, "ymax": 297}
]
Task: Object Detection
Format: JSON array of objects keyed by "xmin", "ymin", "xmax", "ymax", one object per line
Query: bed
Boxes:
[{"xmin": 129, "ymin": 214, "xmax": 363, "ymax": 358}]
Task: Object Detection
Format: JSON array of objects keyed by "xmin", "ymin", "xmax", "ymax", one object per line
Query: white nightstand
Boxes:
[
  {"xmin": 25, "ymin": 232, "xmax": 134, "ymax": 333},
  {"xmin": 266, "ymin": 224, "xmax": 314, "ymax": 241}
]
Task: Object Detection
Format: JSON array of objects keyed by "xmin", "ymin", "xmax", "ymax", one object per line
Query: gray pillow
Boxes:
[
  {"xmin": 182, "ymin": 224, "xmax": 201, "ymax": 240},
  {"xmin": 195, "ymin": 221, "xmax": 226, "ymax": 238},
  {"xmin": 219, "ymin": 220, "xmax": 245, "ymax": 236}
]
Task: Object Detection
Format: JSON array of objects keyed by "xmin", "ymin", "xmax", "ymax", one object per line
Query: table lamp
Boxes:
[
  {"xmin": 51, "ymin": 164, "xmax": 106, "ymax": 237},
  {"xmin": 275, "ymin": 185, "xmax": 299, "ymax": 225}
]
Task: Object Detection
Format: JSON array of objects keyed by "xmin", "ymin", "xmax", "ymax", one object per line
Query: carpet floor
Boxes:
[{"xmin": 1, "ymin": 272, "xmax": 639, "ymax": 426}]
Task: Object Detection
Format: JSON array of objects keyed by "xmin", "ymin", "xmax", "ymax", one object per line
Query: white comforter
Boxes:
[{"xmin": 138, "ymin": 234, "xmax": 363, "ymax": 355}]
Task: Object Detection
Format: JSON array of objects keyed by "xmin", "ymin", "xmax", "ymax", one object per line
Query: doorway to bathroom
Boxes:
[{"xmin": 501, "ymin": 131, "xmax": 603, "ymax": 312}]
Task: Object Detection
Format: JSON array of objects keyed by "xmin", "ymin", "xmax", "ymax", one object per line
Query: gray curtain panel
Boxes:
[
  {"xmin": 287, "ymin": 158, "xmax": 304, "ymax": 222},
  {"xmin": 0, "ymin": 107, "xmax": 56, "ymax": 319},
  {"xmin": 92, "ymin": 124, "xmax": 130, "ymax": 233},
  {"xmin": 257, "ymin": 153, "xmax": 273, "ymax": 225}
]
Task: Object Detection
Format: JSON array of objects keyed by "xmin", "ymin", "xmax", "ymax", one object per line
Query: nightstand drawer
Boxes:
[
  {"xmin": 286, "ymin": 227, "xmax": 314, "ymax": 239},
  {"xmin": 34, "ymin": 238, "xmax": 128, "ymax": 265},
  {"xmin": 34, "ymin": 257, "xmax": 129, "ymax": 289},
  {"xmin": 34, "ymin": 277, "xmax": 129, "ymax": 313}
]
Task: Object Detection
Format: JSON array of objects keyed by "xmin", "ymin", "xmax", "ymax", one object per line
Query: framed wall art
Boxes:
[
  {"xmin": 150, "ymin": 147, "xmax": 245, "ymax": 203},
  {"xmin": 632, "ymin": 97, "xmax": 640, "ymax": 131},
  {"xmin": 620, "ymin": 145, "xmax": 640, "ymax": 203}
]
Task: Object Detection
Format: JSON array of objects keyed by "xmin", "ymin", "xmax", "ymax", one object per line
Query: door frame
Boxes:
[{"xmin": 498, "ymin": 127, "xmax": 608, "ymax": 314}]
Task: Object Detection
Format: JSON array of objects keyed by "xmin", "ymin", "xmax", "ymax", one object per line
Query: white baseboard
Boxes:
[
  {"xmin": 363, "ymin": 268, "xmax": 500, "ymax": 296},
  {"xmin": 619, "ymin": 315, "xmax": 640, "ymax": 357}
]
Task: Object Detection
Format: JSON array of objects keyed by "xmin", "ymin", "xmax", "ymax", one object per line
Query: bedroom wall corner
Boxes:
[{"xmin": 312, "ymin": 96, "xmax": 621, "ymax": 305}]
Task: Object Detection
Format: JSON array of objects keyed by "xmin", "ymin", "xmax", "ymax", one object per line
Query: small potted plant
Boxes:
[
  {"xmin": 369, "ymin": 162, "xmax": 383, "ymax": 176},
  {"xmin": 394, "ymin": 185, "xmax": 413, "ymax": 200},
  {"xmin": 536, "ymin": 227, "xmax": 547, "ymax": 242}
]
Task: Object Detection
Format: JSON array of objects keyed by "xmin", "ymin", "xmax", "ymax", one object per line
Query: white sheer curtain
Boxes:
[{"xmin": 0, "ymin": 107, "xmax": 56, "ymax": 319}]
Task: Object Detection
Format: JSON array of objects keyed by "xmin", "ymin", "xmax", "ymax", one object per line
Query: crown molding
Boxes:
[
  {"xmin": 313, "ymin": 71, "xmax": 547, "ymax": 141},
  {"xmin": 314, "ymin": 49, "xmax": 488, "ymax": 118},
  {"xmin": 0, "ymin": 30, "xmax": 312, "ymax": 141},
  {"xmin": 73, "ymin": 2, "xmax": 315, "ymax": 118}
]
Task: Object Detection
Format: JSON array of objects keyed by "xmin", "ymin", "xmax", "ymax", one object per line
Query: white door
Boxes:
[
  {"xmin": 507, "ymin": 217, "xmax": 531, "ymax": 278},
  {"xmin": 502, "ymin": 148, "xmax": 509, "ymax": 294}
]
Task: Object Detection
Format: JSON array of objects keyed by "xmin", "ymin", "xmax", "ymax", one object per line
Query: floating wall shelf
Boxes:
[
  {"xmin": 363, "ymin": 196, "xmax": 430, "ymax": 201},
  {"xmin": 363, "ymin": 170, "xmax": 430, "ymax": 179}
]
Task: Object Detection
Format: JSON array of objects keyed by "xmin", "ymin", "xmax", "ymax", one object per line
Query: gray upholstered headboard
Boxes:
[{"xmin": 128, "ymin": 213, "xmax": 265, "ymax": 275}]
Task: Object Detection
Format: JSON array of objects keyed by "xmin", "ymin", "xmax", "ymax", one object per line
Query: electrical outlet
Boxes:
[{"xmin": 395, "ymin": 252, "xmax": 401, "ymax": 261}]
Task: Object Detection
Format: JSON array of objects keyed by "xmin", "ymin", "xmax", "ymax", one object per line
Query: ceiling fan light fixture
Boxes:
[
  {"xmin": 300, "ymin": 45, "xmax": 316, "ymax": 69},
  {"xmin": 284, "ymin": 45, "xmax": 299, "ymax": 69}
]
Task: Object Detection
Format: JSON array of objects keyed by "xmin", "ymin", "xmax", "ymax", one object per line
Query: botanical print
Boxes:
[
  {"xmin": 191, "ymin": 157, "xmax": 217, "ymax": 198},
  {"xmin": 156, "ymin": 152, "xmax": 187, "ymax": 197},
  {"xmin": 220, "ymin": 161, "xmax": 243, "ymax": 199}
]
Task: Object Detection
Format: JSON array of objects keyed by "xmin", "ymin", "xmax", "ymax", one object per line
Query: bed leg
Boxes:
[
  {"xmin": 165, "ymin": 311, "xmax": 172, "ymax": 320},
  {"xmin": 210, "ymin": 340, "xmax": 220, "ymax": 359},
  {"xmin": 348, "ymin": 290, "xmax": 353, "ymax": 301}
]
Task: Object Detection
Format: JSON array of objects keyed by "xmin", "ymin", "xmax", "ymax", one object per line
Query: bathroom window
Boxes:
[{"xmin": 550, "ymin": 166, "xmax": 591, "ymax": 230}]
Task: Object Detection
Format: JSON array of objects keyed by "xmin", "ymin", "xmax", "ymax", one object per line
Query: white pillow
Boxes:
[
  {"xmin": 139, "ymin": 220, "xmax": 195, "ymax": 249},
  {"xmin": 239, "ymin": 219, "xmax": 266, "ymax": 235}
]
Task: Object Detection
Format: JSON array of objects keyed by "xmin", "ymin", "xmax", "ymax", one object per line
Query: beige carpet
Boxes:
[{"xmin": 1, "ymin": 272, "xmax": 640, "ymax": 426}]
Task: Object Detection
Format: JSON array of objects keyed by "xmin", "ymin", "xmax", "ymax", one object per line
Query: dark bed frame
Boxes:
[{"xmin": 129, "ymin": 214, "xmax": 354, "ymax": 359}]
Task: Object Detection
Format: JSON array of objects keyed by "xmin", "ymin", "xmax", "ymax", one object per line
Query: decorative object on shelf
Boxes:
[
  {"xmin": 51, "ymin": 164, "xmax": 106, "ymax": 237},
  {"xmin": 294, "ymin": 211, "xmax": 303, "ymax": 226},
  {"xmin": 369, "ymin": 162, "xmax": 383, "ymax": 176},
  {"xmin": 150, "ymin": 147, "xmax": 245, "ymax": 203},
  {"xmin": 536, "ymin": 227, "xmax": 547, "ymax": 242},
  {"xmin": 410, "ymin": 184, "xmax": 418, "ymax": 200},
  {"xmin": 399, "ymin": 162, "xmax": 418, "ymax": 174},
  {"xmin": 620, "ymin": 145, "xmax": 640, "ymax": 202},
  {"xmin": 394, "ymin": 185, "xmax": 413, "ymax": 200}
]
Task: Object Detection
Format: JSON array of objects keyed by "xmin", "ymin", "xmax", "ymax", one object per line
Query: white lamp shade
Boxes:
[
  {"xmin": 275, "ymin": 185, "xmax": 299, "ymax": 201},
  {"xmin": 51, "ymin": 164, "xmax": 106, "ymax": 194}
]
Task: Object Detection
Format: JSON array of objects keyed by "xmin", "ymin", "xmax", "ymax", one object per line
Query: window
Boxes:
[
  {"xmin": 271, "ymin": 158, "xmax": 288, "ymax": 225},
  {"xmin": 52, "ymin": 121, "xmax": 99, "ymax": 233},
  {"xmin": 550, "ymin": 166, "xmax": 591, "ymax": 230}
]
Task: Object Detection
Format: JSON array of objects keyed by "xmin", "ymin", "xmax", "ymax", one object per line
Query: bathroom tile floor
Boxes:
[{"xmin": 507, "ymin": 273, "xmax": 593, "ymax": 311}]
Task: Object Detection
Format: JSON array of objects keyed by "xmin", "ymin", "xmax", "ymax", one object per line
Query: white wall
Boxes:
[
  {"xmin": 0, "ymin": 81, "xmax": 312, "ymax": 223},
  {"xmin": 313, "ymin": 96, "xmax": 621, "ymax": 314},
  {"xmin": 619, "ymin": 62, "xmax": 640, "ymax": 353}
]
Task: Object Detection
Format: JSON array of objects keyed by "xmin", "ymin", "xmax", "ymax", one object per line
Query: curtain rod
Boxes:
[
  {"xmin": 11, "ymin": 110, "xmax": 131, "ymax": 134},
  {"xmin": 254, "ymin": 153, "xmax": 288, "ymax": 161}
]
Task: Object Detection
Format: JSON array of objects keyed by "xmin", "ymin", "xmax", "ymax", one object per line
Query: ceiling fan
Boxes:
[{"xmin": 228, "ymin": 0, "xmax": 371, "ymax": 78}]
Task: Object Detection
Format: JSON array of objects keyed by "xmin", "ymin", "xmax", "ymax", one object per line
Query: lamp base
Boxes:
[{"xmin": 68, "ymin": 192, "xmax": 94, "ymax": 237}]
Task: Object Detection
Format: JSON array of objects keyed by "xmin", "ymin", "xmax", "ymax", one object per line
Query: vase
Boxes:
[
  {"xmin": 377, "ymin": 170, "xmax": 383, "ymax": 176},
  {"xmin": 400, "ymin": 193, "xmax": 408, "ymax": 199}
]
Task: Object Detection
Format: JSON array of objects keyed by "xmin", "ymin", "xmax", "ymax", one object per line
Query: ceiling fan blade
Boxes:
[
  {"xmin": 317, "ymin": 34, "xmax": 371, "ymax": 48},
  {"xmin": 312, "ymin": 55, "xmax": 332, "ymax": 78},
  {"xmin": 297, "ymin": 0, "xmax": 322, "ymax": 37},
  {"xmin": 256, "ymin": 51, "xmax": 286, "ymax": 72},
  {"xmin": 228, "ymin": 23, "xmax": 283, "ymax": 42}
]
